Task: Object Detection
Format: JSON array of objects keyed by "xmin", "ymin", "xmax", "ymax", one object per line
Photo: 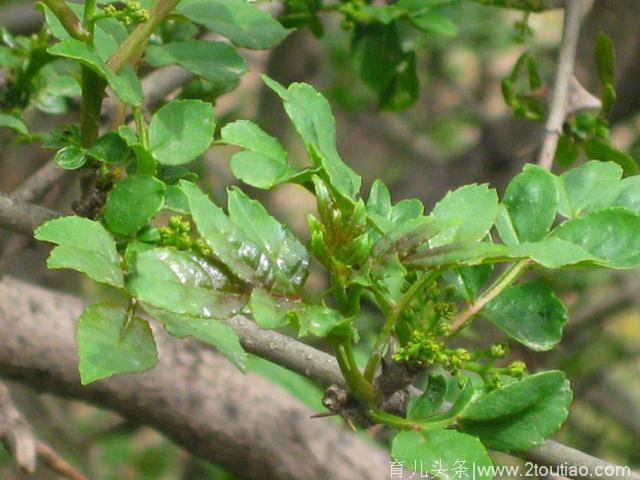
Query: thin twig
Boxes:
[
  {"xmin": 37, "ymin": 441, "xmax": 87, "ymax": 480},
  {"xmin": 537, "ymin": 0, "xmax": 586, "ymax": 169}
]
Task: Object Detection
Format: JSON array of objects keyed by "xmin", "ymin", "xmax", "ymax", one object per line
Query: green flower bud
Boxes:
[
  {"xmin": 489, "ymin": 342, "xmax": 509, "ymax": 359},
  {"xmin": 507, "ymin": 361, "xmax": 526, "ymax": 378}
]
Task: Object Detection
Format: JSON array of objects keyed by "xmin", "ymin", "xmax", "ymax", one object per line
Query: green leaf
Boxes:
[
  {"xmin": 144, "ymin": 40, "xmax": 247, "ymax": 93},
  {"xmin": 180, "ymin": 181, "xmax": 259, "ymax": 283},
  {"xmin": 425, "ymin": 379, "xmax": 476, "ymax": 423},
  {"xmin": 143, "ymin": 305, "xmax": 247, "ymax": 371},
  {"xmin": 0, "ymin": 112, "xmax": 28, "ymax": 134},
  {"xmin": 148, "ymin": 99, "xmax": 215, "ymax": 165},
  {"xmin": 483, "ymin": 281, "xmax": 566, "ymax": 351},
  {"xmin": 262, "ymin": 76, "xmax": 361, "ymax": 199},
  {"xmin": 176, "ymin": 0, "xmax": 291, "ymax": 49},
  {"xmin": 554, "ymin": 134, "xmax": 580, "ymax": 168},
  {"xmin": 407, "ymin": 242, "xmax": 506, "ymax": 269},
  {"xmin": 430, "ymin": 184, "xmax": 499, "ymax": 248},
  {"xmin": 103, "ymin": 176, "xmax": 166, "ymax": 236},
  {"xmin": 611, "ymin": 176, "xmax": 640, "ymax": 213},
  {"xmin": 48, "ymin": 39, "xmax": 142, "ymax": 106},
  {"xmin": 379, "ymin": 52, "xmax": 419, "ymax": 111},
  {"xmin": 460, "ymin": 371, "xmax": 572, "ymax": 451},
  {"xmin": 443, "ymin": 264, "xmax": 493, "ymax": 302},
  {"xmin": 34, "ymin": 216, "xmax": 124, "ymax": 288},
  {"xmin": 221, "ymin": 120, "xmax": 298, "ymax": 189},
  {"xmin": 54, "ymin": 145, "xmax": 87, "ymax": 170},
  {"xmin": 88, "ymin": 132, "xmax": 130, "ymax": 163},
  {"xmin": 499, "ymin": 164, "xmax": 558, "ymax": 243},
  {"xmin": 126, "ymin": 247, "xmax": 247, "ymax": 318},
  {"xmin": 505, "ymin": 238, "xmax": 596, "ymax": 268},
  {"xmin": 583, "ymin": 138, "xmax": 638, "ymax": 177},
  {"xmin": 249, "ymin": 288, "xmax": 290, "ymax": 329},
  {"xmin": 76, "ymin": 302, "xmax": 157, "ymax": 384},
  {"xmin": 553, "ymin": 207, "xmax": 640, "ymax": 268},
  {"xmin": 408, "ymin": 375, "xmax": 447, "ymax": 420},
  {"xmin": 557, "ymin": 160, "xmax": 622, "ymax": 218},
  {"xmin": 392, "ymin": 429, "xmax": 493, "ymax": 480},
  {"xmin": 164, "ymin": 184, "xmax": 190, "ymax": 213},
  {"xmin": 409, "ymin": 12, "xmax": 458, "ymax": 36},
  {"xmin": 352, "ymin": 24, "xmax": 404, "ymax": 92},
  {"xmin": 227, "ymin": 188, "xmax": 309, "ymax": 293},
  {"xmin": 596, "ymin": 32, "xmax": 615, "ymax": 87},
  {"xmin": 292, "ymin": 304, "xmax": 348, "ymax": 338}
]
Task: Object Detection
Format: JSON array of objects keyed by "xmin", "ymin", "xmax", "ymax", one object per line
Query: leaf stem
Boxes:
[
  {"xmin": 332, "ymin": 339, "xmax": 376, "ymax": 406},
  {"xmin": 40, "ymin": 0, "xmax": 90, "ymax": 41},
  {"xmin": 107, "ymin": 0, "xmax": 182, "ymax": 73},
  {"xmin": 364, "ymin": 269, "xmax": 441, "ymax": 382},
  {"xmin": 448, "ymin": 259, "xmax": 530, "ymax": 335},
  {"xmin": 80, "ymin": 68, "xmax": 106, "ymax": 147},
  {"xmin": 133, "ymin": 107, "xmax": 149, "ymax": 149}
]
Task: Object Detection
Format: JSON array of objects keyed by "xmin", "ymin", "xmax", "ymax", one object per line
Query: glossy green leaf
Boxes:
[
  {"xmin": 148, "ymin": 100, "xmax": 215, "ymax": 165},
  {"xmin": 392, "ymin": 429, "xmax": 493, "ymax": 480},
  {"xmin": 460, "ymin": 371, "xmax": 572, "ymax": 451},
  {"xmin": 145, "ymin": 40, "xmax": 247, "ymax": 93},
  {"xmin": 408, "ymin": 375, "xmax": 447, "ymax": 420},
  {"xmin": 506, "ymin": 238, "xmax": 596, "ymax": 268},
  {"xmin": 103, "ymin": 176, "xmax": 166, "ymax": 236},
  {"xmin": 221, "ymin": 120, "xmax": 298, "ymax": 189},
  {"xmin": 430, "ymin": 184, "xmax": 499, "ymax": 248},
  {"xmin": 143, "ymin": 305, "xmax": 247, "ymax": 371},
  {"xmin": 249, "ymin": 288, "xmax": 290, "ymax": 329},
  {"xmin": 164, "ymin": 184, "xmax": 190, "ymax": 213},
  {"xmin": 583, "ymin": 138, "xmax": 638, "ymax": 177},
  {"xmin": 557, "ymin": 160, "xmax": 622, "ymax": 218},
  {"xmin": 48, "ymin": 39, "xmax": 142, "ymax": 106},
  {"xmin": 176, "ymin": 0, "xmax": 291, "ymax": 49},
  {"xmin": 180, "ymin": 181, "xmax": 259, "ymax": 284},
  {"xmin": 500, "ymin": 164, "xmax": 558, "ymax": 242},
  {"xmin": 76, "ymin": 302, "xmax": 157, "ymax": 384},
  {"xmin": 0, "ymin": 112, "xmax": 28, "ymax": 134},
  {"xmin": 54, "ymin": 145, "xmax": 87, "ymax": 170},
  {"xmin": 262, "ymin": 76, "xmax": 361, "ymax": 199},
  {"xmin": 34, "ymin": 216, "xmax": 124, "ymax": 288},
  {"xmin": 483, "ymin": 281, "xmax": 566, "ymax": 351},
  {"xmin": 611, "ymin": 176, "xmax": 640, "ymax": 213},
  {"xmin": 88, "ymin": 132, "xmax": 130, "ymax": 163},
  {"xmin": 292, "ymin": 304, "xmax": 348, "ymax": 338},
  {"xmin": 227, "ymin": 187, "xmax": 309, "ymax": 293},
  {"xmin": 126, "ymin": 247, "xmax": 247, "ymax": 318},
  {"xmin": 553, "ymin": 207, "xmax": 640, "ymax": 268}
]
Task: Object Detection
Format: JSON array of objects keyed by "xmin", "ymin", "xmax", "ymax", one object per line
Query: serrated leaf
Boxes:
[
  {"xmin": 221, "ymin": 120, "xmax": 299, "ymax": 189},
  {"xmin": 148, "ymin": 100, "xmax": 215, "ymax": 165},
  {"xmin": 176, "ymin": 0, "xmax": 291, "ymax": 49},
  {"xmin": 76, "ymin": 302, "xmax": 157, "ymax": 384},
  {"xmin": 0, "ymin": 112, "xmax": 28, "ymax": 134},
  {"xmin": 483, "ymin": 281, "xmax": 566, "ymax": 351},
  {"xmin": 180, "ymin": 181, "xmax": 260, "ymax": 284},
  {"xmin": 430, "ymin": 184, "xmax": 499, "ymax": 248},
  {"xmin": 103, "ymin": 176, "xmax": 166, "ymax": 236},
  {"xmin": 262, "ymin": 76, "xmax": 361, "ymax": 199},
  {"xmin": 143, "ymin": 304, "xmax": 247, "ymax": 371},
  {"xmin": 54, "ymin": 145, "xmax": 87, "ymax": 170},
  {"xmin": 553, "ymin": 207, "xmax": 640, "ymax": 268},
  {"xmin": 145, "ymin": 40, "xmax": 247, "ymax": 93},
  {"xmin": 499, "ymin": 164, "xmax": 558, "ymax": 243},
  {"xmin": 557, "ymin": 160, "xmax": 622, "ymax": 218},
  {"xmin": 126, "ymin": 247, "xmax": 247, "ymax": 318},
  {"xmin": 48, "ymin": 39, "xmax": 142, "ymax": 106},
  {"xmin": 460, "ymin": 371, "xmax": 572, "ymax": 451},
  {"xmin": 34, "ymin": 216, "xmax": 124, "ymax": 288},
  {"xmin": 88, "ymin": 132, "xmax": 130, "ymax": 163},
  {"xmin": 392, "ymin": 429, "xmax": 493, "ymax": 480},
  {"xmin": 408, "ymin": 375, "xmax": 447, "ymax": 420}
]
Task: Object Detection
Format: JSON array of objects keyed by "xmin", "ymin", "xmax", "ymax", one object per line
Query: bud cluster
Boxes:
[
  {"xmin": 104, "ymin": 1, "xmax": 149, "ymax": 26},
  {"xmin": 157, "ymin": 215, "xmax": 211, "ymax": 257}
]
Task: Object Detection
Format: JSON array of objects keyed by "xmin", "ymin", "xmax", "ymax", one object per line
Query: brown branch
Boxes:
[{"xmin": 36, "ymin": 441, "xmax": 87, "ymax": 480}]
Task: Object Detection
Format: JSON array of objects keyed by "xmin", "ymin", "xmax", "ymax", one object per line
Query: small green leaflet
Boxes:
[
  {"xmin": 76, "ymin": 302, "xmax": 157, "ymax": 384},
  {"xmin": 0, "ymin": 112, "xmax": 28, "ymax": 134},
  {"xmin": 88, "ymin": 132, "xmax": 130, "ymax": 163},
  {"xmin": 48, "ymin": 39, "xmax": 142, "ymax": 106},
  {"xmin": 407, "ymin": 375, "xmax": 447, "ymax": 420},
  {"xmin": 126, "ymin": 247, "xmax": 246, "ymax": 318},
  {"xmin": 483, "ymin": 281, "xmax": 567, "ymax": 351},
  {"xmin": 366, "ymin": 179, "xmax": 424, "ymax": 234},
  {"xmin": 34, "ymin": 216, "xmax": 124, "ymax": 288},
  {"xmin": 392, "ymin": 429, "xmax": 493, "ymax": 480},
  {"xmin": 430, "ymin": 184, "xmax": 499, "ymax": 248},
  {"xmin": 175, "ymin": 0, "xmax": 291, "ymax": 50},
  {"xmin": 557, "ymin": 160, "xmax": 622, "ymax": 218},
  {"xmin": 221, "ymin": 120, "xmax": 300, "ymax": 189},
  {"xmin": 54, "ymin": 145, "xmax": 87, "ymax": 170},
  {"xmin": 148, "ymin": 100, "xmax": 215, "ymax": 165},
  {"xmin": 144, "ymin": 40, "xmax": 247, "ymax": 94},
  {"xmin": 262, "ymin": 76, "xmax": 362, "ymax": 200},
  {"xmin": 143, "ymin": 304, "xmax": 247, "ymax": 371},
  {"xmin": 460, "ymin": 371, "xmax": 572, "ymax": 451},
  {"xmin": 103, "ymin": 176, "xmax": 166, "ymax": 236}
]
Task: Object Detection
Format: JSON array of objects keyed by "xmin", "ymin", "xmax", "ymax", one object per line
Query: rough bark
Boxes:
[{"xmin": 0, "ymin": 276, "xmax": 391, "ymax": 480}]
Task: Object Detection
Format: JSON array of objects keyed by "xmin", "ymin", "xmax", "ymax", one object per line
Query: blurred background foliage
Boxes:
[{"xmin": 0, "ymin": 0, "xmax": 639, "ymax": 478}]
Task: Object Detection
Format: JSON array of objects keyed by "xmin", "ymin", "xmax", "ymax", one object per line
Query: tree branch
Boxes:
[
  {"xmin": 537, "ymin": 0, "xmax": 587, "ymax": 169},
  {"xmin": 0, "ymin": 193, "xmax": 637, "ymax": 479}
]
